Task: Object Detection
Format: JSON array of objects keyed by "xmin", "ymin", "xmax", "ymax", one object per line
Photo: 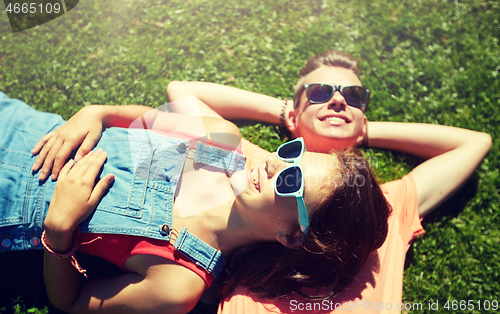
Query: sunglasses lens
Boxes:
[
  {"xmin": 342, "ymin": 86, "xmax": 366, "ymax": 108},
  {"xmin": 277, "ymin": 141, "xmax": 303, "ymax": 159},
  {"xmin": 276, "ymin": 166, "xmax": 302, "ymax": 194},
  {"xmin": 307, "ymin": 84, "xmax": 333, "ymax": 103}
]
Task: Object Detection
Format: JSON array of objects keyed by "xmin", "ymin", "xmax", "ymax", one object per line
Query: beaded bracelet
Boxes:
[
  {"xmin": 279, "ymin": 99, "xmax": 288, "ymax": 125},
  {"xmin": 41, "ymin": 230, "xmax": 101, "ymax": 278}
]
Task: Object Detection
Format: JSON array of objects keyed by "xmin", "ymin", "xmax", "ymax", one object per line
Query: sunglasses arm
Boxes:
[{"xmin": 297, "ymin": 196, "xmax": 309, "ymax": 234}]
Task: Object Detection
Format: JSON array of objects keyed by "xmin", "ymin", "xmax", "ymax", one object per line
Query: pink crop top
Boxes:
[{"xmin": 78, "ymin": 233, "xmax": 214, "ymax": 286}]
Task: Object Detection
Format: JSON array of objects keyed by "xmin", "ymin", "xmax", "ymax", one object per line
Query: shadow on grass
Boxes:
[
  {"xmin": 422, "ymin": 174, "xmax": 479, "ymax": 224},
  {"xmin": 404, "ymin": 175, "xmax": 480, "ymax": 269},
  {"xmin": 0, "ymin": 250, "xmax": 58, "ymax": 313}
]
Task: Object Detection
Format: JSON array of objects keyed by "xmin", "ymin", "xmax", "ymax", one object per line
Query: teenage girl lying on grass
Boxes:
[{"xmin": 1, "ymin": 89, "xmax": 389, "ymax": 314}]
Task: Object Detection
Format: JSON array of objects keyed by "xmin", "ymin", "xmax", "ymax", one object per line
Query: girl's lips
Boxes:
[
  {"xmin": 248, "ymin": 167, "xmax": 260, "ymax": 192},
  {"xmin": 257, "ymin": 167, "xmax": 260, "ymax": 192}
]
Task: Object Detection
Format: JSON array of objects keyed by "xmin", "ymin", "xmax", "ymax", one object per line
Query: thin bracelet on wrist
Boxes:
[{"xmin": 42, "ymin": 230, "xmax": 101, "ymax": 278}]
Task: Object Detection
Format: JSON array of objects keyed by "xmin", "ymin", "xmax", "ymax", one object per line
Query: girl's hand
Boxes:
[
  {"xmin": 31, "ymin": 106, "xmax": 106, "ymax": 181},
  {"xmin": 44, "ymin": 149, "xmax": 114, "ymax": 251}
]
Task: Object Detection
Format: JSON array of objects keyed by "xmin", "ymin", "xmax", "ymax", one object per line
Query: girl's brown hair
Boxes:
[
  {"xmin": 220, "ymin": 147, "xmax": 392, "ymax": 300},
  {"xmin": 293, "ymin": 50, "xmax": 362, "ymax": 109}
]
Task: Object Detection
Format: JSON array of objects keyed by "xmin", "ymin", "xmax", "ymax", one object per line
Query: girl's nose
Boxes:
[{"xmin": 265, "ymin": 153, "xmax": 287, "ymax": 178}]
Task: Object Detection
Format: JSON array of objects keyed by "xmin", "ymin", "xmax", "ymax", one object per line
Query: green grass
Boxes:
[{"xmin": 0, "ymin": 0, "xmax": 499, "ymax": 313}]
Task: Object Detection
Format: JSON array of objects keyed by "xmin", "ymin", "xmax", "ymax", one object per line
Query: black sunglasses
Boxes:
[{"xmin": 303, "ymin": 83, "xmax": 370, "ymax": 112}]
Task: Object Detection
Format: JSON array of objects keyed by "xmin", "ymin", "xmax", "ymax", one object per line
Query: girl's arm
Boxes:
[
  {"xmin": 51, "ymin": 263, "xmax": 204, "ymax": 314},
  {"xmin": 366, "ymin": 122, "xmax": 492, "ymax": 217},
  {"xmin": 43, "ymin": 149, "xmax": 112, "ymax": 310}
]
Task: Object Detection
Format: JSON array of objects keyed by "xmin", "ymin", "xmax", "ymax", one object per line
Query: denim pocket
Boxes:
[
  {"xmin": 93, "ymin": 136, "xmax": 150, "ymax": 218},
  {"xmin": 90, "ymin": 130, "xmax": 185, "ymax": 217},
  {"xmin": 0, "ymin": 146, "xmax": 31, "ymax": 227},
  {"xmin": 79, "ymin": 129, "xmax": 187, "ymax": 238}
]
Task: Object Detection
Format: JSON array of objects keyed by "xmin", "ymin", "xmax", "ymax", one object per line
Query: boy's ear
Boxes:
[
  {"xmin": 286, "ymin": 107, "xmax": 301, "ymax": 139},
  {"xmin": 276, "ymin": 230, "xmax": 304, "ymax": 249}
]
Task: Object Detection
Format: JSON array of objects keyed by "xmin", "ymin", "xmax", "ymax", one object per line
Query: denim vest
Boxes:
[{"xmin": 0, "ymin": 92, "xmax": 245, "ymax": 278}]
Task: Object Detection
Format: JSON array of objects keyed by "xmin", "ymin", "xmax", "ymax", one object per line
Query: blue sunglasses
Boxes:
[{"xmin": 274, "ymin": 137, "xmax": 309, "ymax": 234}]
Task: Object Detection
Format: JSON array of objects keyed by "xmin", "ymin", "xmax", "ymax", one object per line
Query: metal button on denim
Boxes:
[
  {"xmin": 176, "ymin": 142, "xmax": 187, "ymax": 153},
  {"xmin": 160, "ymin": 224, "xmax": 170, "ymax": 235},
  {"xmin": 1, "ymin": 238, "xmax": 11, "ymax": 248}
]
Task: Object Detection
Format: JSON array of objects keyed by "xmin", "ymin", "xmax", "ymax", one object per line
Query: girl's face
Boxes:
[
  {"xmin": 290, "ymin": 66, "xmax": 367, "ymax": 153},
  {"xmin": 236, "ymin": 150, "xmax": 337, "ymax": 234}
]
